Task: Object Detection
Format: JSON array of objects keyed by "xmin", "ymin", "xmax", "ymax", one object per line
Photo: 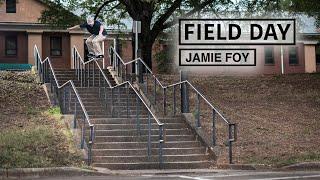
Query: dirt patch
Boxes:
[
  {"xmin": 156, "ymin": 73, "xmax": 320, "ymax": 167},
  {"xmin": 0, "ymin": 71, "xmax": 82, "ymax": 168}
]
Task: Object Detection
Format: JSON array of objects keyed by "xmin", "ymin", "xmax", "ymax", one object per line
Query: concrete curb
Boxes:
[
  {"xmin": 281, "ymin": 162, "xmax": 320, "ymax": 171},
  {"xmin": 216, "ymin": 164, "xmax": 273, "ymax": 170},
  {"xmin": 0, "ymin": 167, "xmax": 108, "ymax": 179}
]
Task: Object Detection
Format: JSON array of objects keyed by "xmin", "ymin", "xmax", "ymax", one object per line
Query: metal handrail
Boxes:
[
  {"xmin": 34, "ymin": 45, "xmax": 95, "ymax": 165},
  {"xmin": 109, "ymin": 46, "xmax": 230, "ymax": 124},
  {"xmin": 72, "ymin": 46, "xmax": 113, "ymax": 87},
  {"xmin": 109, "ymin": 44, "xmax": 237, "ymax": 164},
  {"xmin": 73, "ymin": 46, "xmax": 163, "ymax": 126},
  {"xmin": 166, "ymin": 80, "xmax": 230, "ymax": 124},
  {"xmin": 72, "ymin": 46, "xmax": 165, "ymax": 167},
  {"xmin": 110, "ymin": 46, "xmax": 165, "ymax": 88}
]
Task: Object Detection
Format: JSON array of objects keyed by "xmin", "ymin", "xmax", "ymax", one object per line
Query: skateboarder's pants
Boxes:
[{"xmin": 86, "ymin": 35, "xmax": 106, "ymax": 55}]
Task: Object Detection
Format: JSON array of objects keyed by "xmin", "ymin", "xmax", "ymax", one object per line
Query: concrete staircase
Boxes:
[{"xmin": 54, "ymin": 69, "xmax": 214, "ymax": 170}]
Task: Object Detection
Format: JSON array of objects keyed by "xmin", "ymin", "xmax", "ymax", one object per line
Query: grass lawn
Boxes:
[
  {"xmin": 157, "ymin": 73, "xmax": 320, "ymax": 167},
  {"xmin": 0, "ymin": 71, "xmax": 82, "ymax": 168}
]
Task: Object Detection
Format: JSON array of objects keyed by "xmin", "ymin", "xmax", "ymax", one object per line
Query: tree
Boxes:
[
  {"xmin": 39, "ymin": 0, "xmax": 83, "ymax": 27},
  {"xmin": 40, "ymin": 0, "xmax": 223, "ymax": 69},
  {"xmin": 39, "ymin": 0, "xmax": 320, "ymax": 69}
]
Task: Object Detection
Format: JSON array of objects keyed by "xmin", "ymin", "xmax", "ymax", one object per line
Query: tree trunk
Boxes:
[
  {"xmin": 131, "ymin": 2, "xmax": 155, "ymax": 70},
  {"xmin": 140, "ymin": 37, "xmax": 154, "ymax": 70}
]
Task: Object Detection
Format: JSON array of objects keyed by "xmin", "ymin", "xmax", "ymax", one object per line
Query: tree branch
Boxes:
[
  {"xmin": 151, "ymin": 0, "xmax": 183, "ymax": 34},
  {"xmin": 163, "ymin": 0, "xmax": 215, "ymax": 29},
  {"xmin": 94, "ymin": 0, "xmax": 117, "ymax": 20}
]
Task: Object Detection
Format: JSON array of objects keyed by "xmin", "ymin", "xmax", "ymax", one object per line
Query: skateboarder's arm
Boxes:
[{"xmin": 99, "ymin": 24, "xmax": 104, "ymax": 36}]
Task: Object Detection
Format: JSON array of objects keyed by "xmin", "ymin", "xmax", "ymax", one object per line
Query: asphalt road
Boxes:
[{"xmin": 25, "ymin": 170, "xmax": 320, "ymax": 180}]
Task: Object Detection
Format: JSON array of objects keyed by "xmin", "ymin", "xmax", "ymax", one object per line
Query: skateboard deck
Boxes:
[{"xmin": 88, "ymin": 57, "xmax": 104, "ymax": 61}]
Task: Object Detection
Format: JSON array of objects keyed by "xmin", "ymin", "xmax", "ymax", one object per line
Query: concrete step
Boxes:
[
  {"xmin": 92, "ymin": 154, "xmax": 209, "ymax": 163},
  {"xmin": 94, "ymin": 123, "xmax": 186, "ymax": 130},
  {"xmin": 89, "ymin": 114, "xmax": 149, "ymax": 118},
  {"xmin": 93, "ymin": 141, "xmax": 202, "ymax": 149},
  {"xmin": 92, "ymin": 161, "xmax": 212, "ymax": 170},
  {"xmin": 92, "ymin": 147, "xmax": 206, "ymax": 156},
  {"xmin": 93, "ymin": 129, "xmax": 190, "ymax": 136},
  {"xmin": 90, "ymin": 117, "xmax": 184, "ymax": 124},
  {"xmin": 94, "ymin": 135, "xmax": 194, "ymax": 142}
]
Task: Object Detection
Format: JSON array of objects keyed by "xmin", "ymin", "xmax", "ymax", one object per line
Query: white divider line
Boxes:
[{"xmin": 251, "ymin": 174, "xmax": 320, "ymax": 180}]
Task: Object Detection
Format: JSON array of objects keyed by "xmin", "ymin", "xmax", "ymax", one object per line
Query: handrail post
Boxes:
[
  {"xmin": 196, "ymin": 93, "xmax": 201, "ymax": 128},
  {"xmin": 125, "ymin": 66, "xmax": 127, "ymax": 82},
  {"xmin": 228, "ymin": 124, "xmax": 233, "ymax": 164},
  {"xmin": 173, "ymin": 86, "xmax": 176, "ymax": 116},
  {"xmin": 154, "ymin": 78, "xmax": 157, "ymax": 104},
  {"xmin": 147, "ymin": 112, "xmax": 151, "ymax": 160},
  {"xmin": 80, "ymin": 63, "xmax": 83, "ymax": 87},
  {"xmin": 99, "ymin": 65, "xmax": 101, "ymax": 97},
  {"xmin": 136, "ymin": 96, "xmax": 141, "ymax": 135},
  {"xmin": 111, "ymin": 88, "xmax": 114, "ymax": 117},
  {"xmin": 68, "ymin": 86, "xmax": 71, "ymax": 113},
  {"xmin": 228, "ymin": 123, "xmax": 237, "ymax": 164},
  {"xmin": 80, "ymin": 113, "xmax": 85, "ymax": 149},
  {"xmin": 126, "ymin": 86, "xmax": 129, "ymax": 118},
  {"xmin": 212, "ymin": 109, "xmax": 216, "ymax": 146},
  {"xmin": 93, "ymin": 61, "xmax": 95, "ymax": 87},
  {"xmin": 87, "ymin": 63, "xmax": 90, "ymax": 87},
  {"xmin": 159, "ymin": 125, "xmax": 164, "ymax": 169},
  {"xmin": 163, "ymin": 87, "xmax": 166, "ymax": 116},
  {"xmin": 74, "ymin": 101, "xmax": 77, "ymax": 129},
  {"xmin": 88, "ymin": 125, "xmax": 94, "ymax": 165}
]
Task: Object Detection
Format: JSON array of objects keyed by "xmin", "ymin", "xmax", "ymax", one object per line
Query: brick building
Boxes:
[
  {"xmin": 0, "ymin": 0, "xmax": 84, "ymax": 69},
  {"xmin": 0, "ymin": 0, "xmax": 319, "ymax": 74}
]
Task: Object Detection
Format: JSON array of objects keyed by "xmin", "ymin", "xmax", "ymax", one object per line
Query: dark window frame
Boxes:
[
  {"xmin": 316, "ymin": 44, "xmax": 320, "ymax": 65},
  {"xmin": 5, "ymin": 36, "xmax": 18, "ymax": 56},
  {"xmin": 264, "ymin": 47, "xmax": 274, "ymax": 65},
  {"xmin": 50, "ymin": 36, "xmax": 62, "ymax": 57},
  {"xmin": 289, "ymin": 46, "xmax": 299, "ymax": 65},
  {"xmin": 6, "ymin": 0, "xmax": 16, "ymax": 13}
]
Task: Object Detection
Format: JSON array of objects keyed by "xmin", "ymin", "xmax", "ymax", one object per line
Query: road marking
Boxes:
[
  {"xmin": 177, "ymin": 175, "xmax": 210, "ymax": 180},
  {"xmin": 200, "ymin": 172, "xmax": 277, "ymax": 178},
  {"xmin": 251, "ymin": 174, "xmax": 320, "ymax": 180}
]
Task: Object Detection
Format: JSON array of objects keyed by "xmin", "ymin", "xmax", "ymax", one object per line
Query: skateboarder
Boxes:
[{"xmin": 68, "ymin": 15, "xmax": 107, "ymax": 59}]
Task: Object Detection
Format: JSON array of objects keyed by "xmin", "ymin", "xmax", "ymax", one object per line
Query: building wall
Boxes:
[
  {"xmin": 304, "ymin": 45, "xmax": 317, "ymax": 73},
  {"xmin": 70, "ymin": 33, "xmax": 84, "ymax": 68},
  {"xmin": 0, "ymin": 0, "xmax": 46, "ymax": 23},
  {"xmin": 42, "ymin": 32, "xmax": 70, "ymax": 69},
  {"xmin": 27, "ymin": 32, "xmax": 42, "ymax": 65},
  {"xmin": 283, "ymin": 43, "xmax": 305, "ymax": 74},
  {"xmin": 0, "ymin": 31, "xmax": 28, "ymax": 64},
  {"xmin": 257, "ymin": 46, "xmax": 281, "ymax": 74}
]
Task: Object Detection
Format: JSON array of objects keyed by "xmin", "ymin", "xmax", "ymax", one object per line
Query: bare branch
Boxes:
[
  {"xmin": 151, "ymin": 0, "xmax": 182, "ymax": 34},
  {"xmin": 94, "ymin": 0, "xmax": 117, "ymax": 20},
  {"xmin": 163, "ymin": 0, "xmax": 214, "ymax": 29}
]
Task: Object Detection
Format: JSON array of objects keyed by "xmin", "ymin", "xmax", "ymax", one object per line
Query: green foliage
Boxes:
[
  {"xmin": 38, "ymin": 0, "xmax": 83, "ymax": 27},
  {"xmin": 154, "ymin": 49, "xmax": 171, "ymax": 74},
  {"xmin": 47, "ymin": 106, "xmax": 61, "ymax": 116},
  {"xmin": 243, "ymin": 0, "xmax": 320, "ymax": 27},
  {"xmin": 0, "ymin": 126, "xmax": 81, "ymax": 168}
]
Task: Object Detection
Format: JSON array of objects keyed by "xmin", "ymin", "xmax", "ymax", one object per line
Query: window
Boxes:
[
  {"xmin": 265, "ymin": 47, "xmax": 274, "ymax": 64},
  {"xmin": 6, "ymin": 0, "xmax": 16, "ymax": 13},
  {"xmin": 289, "ymin": 47, "xmax": 299, "ymax": 65},
  {"xmin": 50, "ymin": 36, "xmax": 62, "ymax": 56},
  {"xmin": 5, "ymin": 36, "xmax": 17, "ymax": 56},
  {"xmin": 316, "ymin": 44, "xmax": 320, "ymax": 64}
]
